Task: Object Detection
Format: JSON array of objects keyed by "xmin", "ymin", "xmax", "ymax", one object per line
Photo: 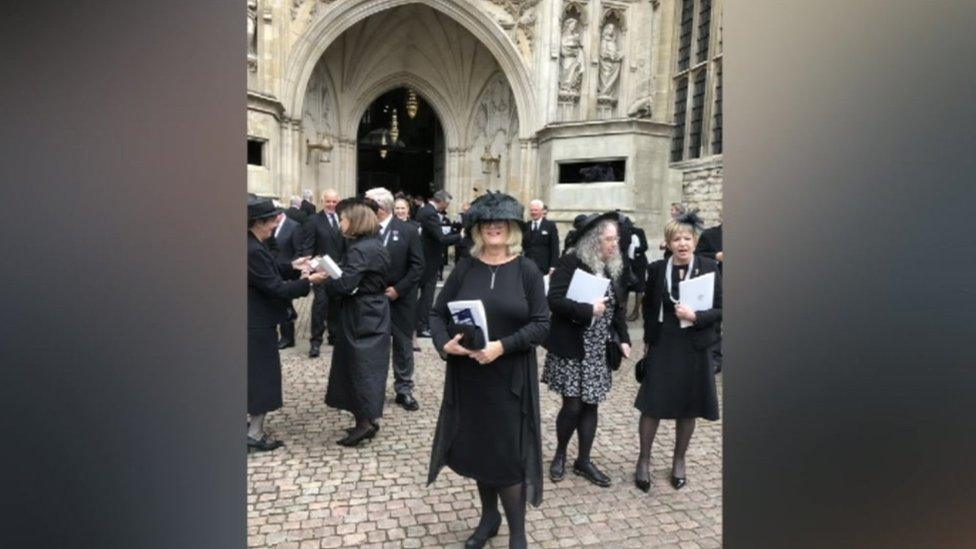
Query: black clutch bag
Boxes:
[
  {"xmin": 447, "ymin": 323, "xmax": 486, "ymax": 351},
  {"xmin": 607, "ymin": 332, "xmax": 623, "ymax": 371},
  {"xmin": 635, "ymin": 356, "xmax": 647, "ymax": 383}
]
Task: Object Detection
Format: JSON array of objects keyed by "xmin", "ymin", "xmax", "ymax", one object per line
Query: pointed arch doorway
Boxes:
[{"xmin": 356, "ymin": 87, "xmax": 444, "ymax": 198}]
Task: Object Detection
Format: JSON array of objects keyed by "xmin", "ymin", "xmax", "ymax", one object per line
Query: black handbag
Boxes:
[
  {"xmin": 607, "ymin": 332, "xmax": 623, "ymax": 371},
  {"xmin": 635, "ymin": 356, "xmax": 647, "ymax": 383},
  {"xmin": 447, "ymin": 323, "xmax": 486, "ymax": 351}
]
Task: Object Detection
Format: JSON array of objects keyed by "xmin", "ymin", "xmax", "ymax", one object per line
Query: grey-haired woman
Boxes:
[{"xmin": 542, "ymin": 212, "xmax": 631, "ymax": 487}]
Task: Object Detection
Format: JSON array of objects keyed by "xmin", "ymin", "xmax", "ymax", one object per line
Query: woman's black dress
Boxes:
[
  {"xmin": 428, "ymin": 257, "xmax": 550, "ymax": 505},
  {"xmin": 247, "ymin": 232, "xmax": 311, "ymax": 415},
  {"xmin": 635, "ymin": 258, "xmax": 722, "ymax": 420},
  {"xmin": 323, "ymin": 235, "xmax": 392, "ymax": 420}
]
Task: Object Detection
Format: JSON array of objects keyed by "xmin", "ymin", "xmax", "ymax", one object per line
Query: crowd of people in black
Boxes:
[{"xmin": 246, "ymin": 188, "xmax": 723, "ymax": 548}]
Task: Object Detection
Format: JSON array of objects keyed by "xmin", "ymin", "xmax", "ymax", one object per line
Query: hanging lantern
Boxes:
[
  {"xmin": 405, "ymin": 89, "xmax": 419, "ymax": 119},
  {"xmin": 379, "ymin": 132, "xmax": 388, "ymax": 159},
  {"xmin": 389, "ymin": 108, "xmax": 400, "ymax": 143}
]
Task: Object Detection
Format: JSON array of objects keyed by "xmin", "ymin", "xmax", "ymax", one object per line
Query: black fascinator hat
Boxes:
[
  {"xmin": 336, "ymin": 196, "xmax": 380, "ymax": 215},
  {"xmin": 464, "ymin": 191, "xmax": 523, "ymax": 229},
  {"xmin": 672, "ymin": 209, "xmax": 705, "ymax": 233},
  {"xmin": 566, "ymin": 211, "xmax": 621, "ymax": 249}
]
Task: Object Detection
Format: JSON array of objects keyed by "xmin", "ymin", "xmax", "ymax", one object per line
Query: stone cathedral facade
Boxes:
[{"xmin": 247, "ymin": 0, "xmax": 723, "ymax": 234}]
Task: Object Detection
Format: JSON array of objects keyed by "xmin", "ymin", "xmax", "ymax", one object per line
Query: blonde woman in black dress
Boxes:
[
  {"xmin": 428, "ymin": 192, "xmax": 549, "ymax": 549},
  {"xmin": 635, "ymin": 211, "xmax": 722, "ymax": 492}
]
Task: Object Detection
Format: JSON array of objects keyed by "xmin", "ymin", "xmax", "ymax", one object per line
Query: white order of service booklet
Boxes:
[
  {"xmin": 565, "ymin": 268, "xmax": 611, "ymax": 326},
  {"xmin": 677, "ymin": 272, "xmax": 715, "ymax": 328},
  {"xmin": 447, "ymin": 300, "xmax": 490, "ymax": 344},
  {"xmin": 310, "ymin": 255, "xmax": 343, "ymax": 278}
]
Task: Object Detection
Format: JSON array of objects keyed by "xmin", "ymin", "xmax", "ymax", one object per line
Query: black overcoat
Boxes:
[
  {"xmin": 543, "ymin": 252, "xmax": 630, "ymax": 360},
  {"xmin": 695, "ymin": 225, "xmax": 723, "ymax": 262},
  {"xmin": 247, "ymin": 232, "xmax": 311, "ymax": 414},
  {"xmin": 522, "ymin": 218, "xmax": 560, "ymax": 273},
  {"xmin": 323, "ymin": 235, "xmax": 392, "ymax": 420},
  {"xmin": 641, "ymin": 254, "xmax": 722, "ymax": 350},
  {"xmin": 427, "ymin": 257, "xmax": 550, "ymax": 507}
]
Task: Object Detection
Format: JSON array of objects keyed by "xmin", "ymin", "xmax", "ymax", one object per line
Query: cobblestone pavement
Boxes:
[{"xmin": 248, "ymin": 294, "xmax": 722, "ymax": 548}]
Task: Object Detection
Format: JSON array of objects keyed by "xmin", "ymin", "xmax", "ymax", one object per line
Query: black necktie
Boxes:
[{"xmin": 328, "ymin": 213, "xmax": 336, "ymax": 229}]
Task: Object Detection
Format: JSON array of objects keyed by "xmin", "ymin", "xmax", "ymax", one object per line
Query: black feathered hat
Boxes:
[
  {"xmin": 672, "ymin": 209, "xmax": 705, "ymax": 234},
  {"xmin": 566, "ymin": 211, "xmax": 621, "ymax": 249},
  {"xmin": 464, "ymin": 191, "xmax": 523, "ymax": 229}
]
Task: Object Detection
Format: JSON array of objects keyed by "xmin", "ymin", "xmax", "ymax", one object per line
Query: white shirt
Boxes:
[{"xmin": 379, "ymin": 215, "xmax": 393, "ymax": 245}]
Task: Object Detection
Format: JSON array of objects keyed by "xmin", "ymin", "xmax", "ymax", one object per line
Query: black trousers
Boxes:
[
  {"xmin": 390, "ymin": 288, "xmax": 417, "ymax": 395},
  {"xmin": 415, "ymin": 273, "xmax": 437, "ymax": 333},
  {"xmin": 310, "ymin": 284, "xmax": 338, "ymax": 345}
]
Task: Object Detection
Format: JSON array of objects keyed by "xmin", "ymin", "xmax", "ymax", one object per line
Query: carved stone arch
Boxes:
[
  {"xmin": 284, "ymin": 0, "xmax": 538, "ymax": 139},
  {"xmin": 601, "ymin": 6, "xmax": 626, "ymax": 32},
  {"xmin": 463, "ymin": 71, "xmax": 517, "ymax": 148},
  {"xmin": 562, "ymin": 1, "xmax": 588, "ymax": 27},
  {"xmin": 343, "ymin": 72, "xmax": 461, "ymax": 152}
]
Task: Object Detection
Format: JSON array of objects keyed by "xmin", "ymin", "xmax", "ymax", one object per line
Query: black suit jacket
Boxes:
[
  {"xmin": 417, "ymin": 202, "xmax": 460, "ymax": 277},
  {"xmin": 542, "ymin": 252, "xmax": 630, "ymax": 359},
  {"xmin": 248, "ymin": 232, "xmax": 311, "ymax": 329},
  {"xmin": 268, "ymin": 217, "xmax": 304, "ymax": 264},
  {"xmin": 381, "ymin": 217, "xmax": 425, "ymax": 296},
  {"xmin": 642, "ymin": 254, "xmax": 722, "ymax": 350},
  {"xmin": 284, "ymin": 206, "xmax": 309, "ymax": 227},
  {"xmin": 303, "ymin": 210, "xmax": 346, "ymax": 260},
  {"xmin": 695, "ymin": 225, "xmax": 723, "ymax": 261},
  {"xmin": 523, "ymin": 218, "xmax": 560, "ymax": 273},
  {"xmin": 300, "ymin": 200, "xmax": 316, "ymax": 217}
]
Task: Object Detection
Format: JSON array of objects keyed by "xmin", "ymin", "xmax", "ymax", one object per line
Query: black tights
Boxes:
[
  {"xmin": 555, "ymin": 396, "xmax": 599, "ymax": 462},
  {"xmin": 636, "ymin": 415, "xmax": 696, "ymax": 482},
  {"xmin": 475, "ymin": 481, "xmax": 526, "ymax": 549}
]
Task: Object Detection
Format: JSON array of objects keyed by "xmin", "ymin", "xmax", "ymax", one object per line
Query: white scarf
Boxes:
[{"xmin": 659, "ymin": 255, "xmax": 694, "ymax": 323}]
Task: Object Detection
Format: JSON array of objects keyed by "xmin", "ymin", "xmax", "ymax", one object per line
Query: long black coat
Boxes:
[
  {"xmin": 427, "ymin": 256, "xmax": 550, "ymax": 507},
  {"xmin": 247, "ymin": 232, "xmax": 311, "ymax": 414},
  {"xmin": 543, "ymin": 252, "xmax": 630, "ymax": 360},
  {"xmin": 642, "ymin": 255, "xmax": 722, "ymax": 350},
  {"xmin": 695, "ymin": 225, "xmax": 723, "ymax": 262},
  {"xmin": 522, "ymin": 218, "xmax": 560, "ymax": 273},
  {"xmin": 323, "ymin": 236, "xmax": 392, "ymax": 420}
]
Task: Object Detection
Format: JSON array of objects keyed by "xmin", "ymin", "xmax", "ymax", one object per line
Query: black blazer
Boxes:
[
  {"xmin": 543, "ymin": 252, "xmax": 630, "ymax": 359},
  {"xmin": 284, "ymin": 206, "xmax": 309, "ymax": 227},
  {"xmin": 299, "ymin": 199, "xmax": 316, "ymax": 217},
  {"xmin": 248, "ymin": 232, "xmax": 311, "ymax": 329},
  {"xmin": 416, "ymin": 202, "xmax": 460, "ymax": 277},
  {"xmin": 522, "ymin": 218, "xmax": 560, "ymax": 273},
  {"xmin": 303, "ymin": 210, "xmax": 346, "ymax": 260},
  {"xmin": 382, "ymin": 216, "xmax": 425, "ymax": 296},
  {"xmin": 695, "ymin": 225, "xmax": 723, "ymax": 261},
  {"xmin": 642, "ymin": 254, "xmax": 722, "ymax": 350},
  {"xmin": 268, "ymin": 217, "xmax": 304, "ymax": 263},
  {"xmin": 631, "ymin": 227, "xmax": 649, "ymax": 262}
]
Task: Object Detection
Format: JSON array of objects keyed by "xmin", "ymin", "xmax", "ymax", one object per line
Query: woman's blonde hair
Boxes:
[
  {"xmin": 664, "ymin": 218, "xmax": 700, "ymax": 244},
  {"xmin": 340, "ymin": 203, "xmax": 380, "ymax": 238},
  {"xmin": 470, "ymin": 220, "xmax": 523, "ymax": 258}
]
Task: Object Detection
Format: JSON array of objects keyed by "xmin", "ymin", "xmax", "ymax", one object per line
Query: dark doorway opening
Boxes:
[{"xmin": 356, "ymin": 87, "xmax": 444, "ymax": 198}]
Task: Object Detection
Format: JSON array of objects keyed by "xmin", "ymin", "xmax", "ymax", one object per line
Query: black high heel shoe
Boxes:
[
  {"xmin": 337, "ymin": 424, "xmax": 379, "ymax": 447},
  {"xmin": 464, "ymin": 513, "xmax": 501, "ymax": 549},
  {"xmin": 344, "ymin": 422, "xmax": 379, "ymax": 436},
  {"xmin": 670, "ymin": 474, "xmax": 687, "ymax": 490},
  {"xmin": 634, "ymin": 461, "xmax": 651, "ymax": 493}
]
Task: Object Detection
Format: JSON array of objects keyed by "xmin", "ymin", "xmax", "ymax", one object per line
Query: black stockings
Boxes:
[
  {"xmin": 636, "ymin": 415, "xmax": 697, "ymax": 480},
  {"xmin": 475, "ymin": 481, "xmax": 526, "ymax": 549},
  {"xmin": 555, "ymin": 396, "xmax": 599, "ymax": 462}
]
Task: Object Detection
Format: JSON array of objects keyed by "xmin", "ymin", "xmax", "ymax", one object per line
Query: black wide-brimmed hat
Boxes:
[
  {"xmin": 464, "ymin": 191, "xmax": 523, "ymax": 229},
  {"xmin": 247, "ymin": 195, "xmax": 282, "ymax": 221},
  {"xmin": 566, "ymin": 211, "xmax": 621, "ymax": 248}
]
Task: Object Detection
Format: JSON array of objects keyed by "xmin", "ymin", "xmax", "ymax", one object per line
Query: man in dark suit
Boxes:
[
  {"xmin": 415, "ymin": 190, "xmax": 461, "ymax": 337},
  {"xmin": 266, "ymin": 211, "xmax": 307, "ymax": 349},
  {"xmin": 523, "ymin": 199, "xmax": 560, "ymax": 275},
  {"xmin": 302, "ymin": 188, "xmax": 346, "ymax": 358},
  {"xmin": 299, "ymin": 189, "xmax": 316, "ymax": 217},
  {"xmin": 284, "ymin": 195, "xmax": 309, "ymax": 227},
  {"xmin": 366, "ymin": 187, "xmax": 425, "ymax": 410}
]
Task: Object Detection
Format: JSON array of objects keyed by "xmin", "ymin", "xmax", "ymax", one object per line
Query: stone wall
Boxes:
[{"xmin": 677, "ymin": 157, "xmax": 723, "ymax": 227}]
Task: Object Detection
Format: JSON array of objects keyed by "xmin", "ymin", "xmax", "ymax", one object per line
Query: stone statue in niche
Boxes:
[
  {"xmin": 598, "ymin": 22, "xmax": 622, "ymax": 103},
  {"xmin": 247, "ymin": 0, "xmax": 258, "ymax": 69},
  {"xmin": 558, "ymin": 17, "xmax": 584, "ymax": 98}
]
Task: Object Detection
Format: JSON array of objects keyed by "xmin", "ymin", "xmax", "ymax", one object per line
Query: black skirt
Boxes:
[
  {"xmin": 248, "ymin": 327, "xmax": 283, "ymax": 415},
  {"xmin": 634, "ymin": 311, "xmax": 719, "ymax": 420}
]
